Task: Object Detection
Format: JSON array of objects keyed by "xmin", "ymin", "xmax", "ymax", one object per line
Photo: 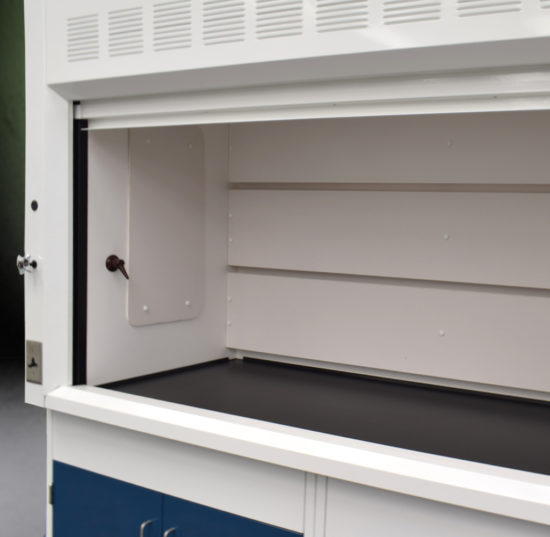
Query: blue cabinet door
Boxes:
[
  {"xmin": 163, "ymin": 495, "xmax": 302, "ymax": 537},
  {"xmin": 54, "ymin": 461, "xmax": 163, "ymax": 537}
]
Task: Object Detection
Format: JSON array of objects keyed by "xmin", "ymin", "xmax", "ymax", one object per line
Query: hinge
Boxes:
[{"xmin": 48, "ymin": 484, "xmax": 54, "ymax": 505}]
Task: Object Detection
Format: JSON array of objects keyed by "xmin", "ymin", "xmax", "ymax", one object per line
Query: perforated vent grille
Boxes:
[
  {"xmin": 383, "ymin": 0, "xmax": 441, "ymax": 24},
  {"xmin": 63, "ymin": 0, "xmax": 538, "ymax": 67},
  {"xmin": 108, "ymin": 7, "xmax": 144, "ymax": 57},
  {"xmin": 316, "ymin": 0, "xmax": 368, "ymax": 32},
  {"xmin": 540, "ymin": 0, "xmax": 550, "ymax": 7},
  {"xmin": 66, "ymin": 14, "xmax": 99, "ymax": 62},
  {"xmin": 203, "ymin": 0, "xmax": 246, "ymax": 45},
  {"xmin": 256, "ymin": 0, "xmax": 303, "ymax": 39},
  {"xmin": 457, "ymin": 0, "xmax": 522, "ymax": 17},
  {"xmin": 153, "ymin": 0, "xmax": 192, "ymax": 51}
]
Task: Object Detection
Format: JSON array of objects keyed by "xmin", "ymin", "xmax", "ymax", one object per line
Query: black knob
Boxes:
[{"xmin": 106, "ymin": 255, "xmax": 129, "ymax": 280}]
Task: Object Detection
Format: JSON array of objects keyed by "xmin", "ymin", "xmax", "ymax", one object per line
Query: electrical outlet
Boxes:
[{"xmin": 26, "ymin": 340, "xmax": 42, "ymax": 384}]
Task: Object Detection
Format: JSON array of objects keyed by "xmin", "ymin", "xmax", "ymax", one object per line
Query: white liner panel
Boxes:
[
  {"xmin": 228, "ymin": 190, "xmax": 550, "ymax": 289},
  {"xmin": 226, "ymin": 272, "xmax": 550, "ymax": 392},
  {"xmin": 229, "ymin": 114, "xmax": 550, "ymax": 184},
  {"xmin": 87, "ymin": 126, "xmax": 229, "ymax": 385}
]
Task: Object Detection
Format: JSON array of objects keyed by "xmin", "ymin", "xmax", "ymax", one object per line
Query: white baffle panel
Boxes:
[{"xmin": 128, "ymin": 126, "xmax": 204, "ymax": 326}]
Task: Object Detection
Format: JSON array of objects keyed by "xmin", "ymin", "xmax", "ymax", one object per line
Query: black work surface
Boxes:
[{"xmin": 103, "ymin": 358, "xmax": 550, "ymax": 475}]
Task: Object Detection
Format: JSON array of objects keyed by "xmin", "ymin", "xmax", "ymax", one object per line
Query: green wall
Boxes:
[{"xmin": 0, "ymin": 0, "xmax": 25, "ymax": 359}]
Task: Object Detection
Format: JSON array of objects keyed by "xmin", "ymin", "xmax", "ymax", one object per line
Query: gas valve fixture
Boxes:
[{"xmin": 106, "ymin": 254, "xmax": 130, "ymax": 280}]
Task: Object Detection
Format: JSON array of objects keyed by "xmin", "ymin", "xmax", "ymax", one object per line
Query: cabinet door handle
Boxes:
[
  {"xmin": 140, "ymin": 520, "xmax": 153, "ymax": 537},
  {"xmin": 163, "ymin": 528, "xmax": 177, "ymax": 537}
]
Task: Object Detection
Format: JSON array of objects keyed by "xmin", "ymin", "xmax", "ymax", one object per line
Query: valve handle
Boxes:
[{"xmin": 106, "ymin": 254, "xmax": 130, "ymax": 280}]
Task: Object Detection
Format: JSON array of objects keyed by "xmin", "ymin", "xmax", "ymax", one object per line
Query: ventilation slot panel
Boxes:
[
  {"xmin": 540, "ymin": 0, "xmax": 550, "ymax": 8},
  {"xmin": 457, "ymin": 0, "xmax": 523, "ymax": 17},
  {"xmin": 66, "ymin": 14, "xmax": 99, "ymax": 62},
  {"xmin": 316, "ymin": 0, "xmax": 368, "ymax": 32},
  {"xmin": 383, "ymin": 0, "xmax": 441, "ymax": 25},
  {"xmin": 203, "ymin": 0, "xmax": 246, "ymax": 45},
  {"xmin": 153, "ymin": 0, "xmax": 192, "ymax": 51},
  {"xmin": 108, "ymin": 6, "xmax": 144, "ymax": 57},
  {"xmin": 256, "ymin": 0, "xmax": 303, "ymax": 39}
]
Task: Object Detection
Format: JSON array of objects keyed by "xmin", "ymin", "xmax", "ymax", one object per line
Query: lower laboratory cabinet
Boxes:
[
  {"xmin": 325, "ymin": 479, "xmax": 550, "ymax": 537},
  {"xmin": 53, "ymin": 462, "xmax": 302, "ymax": 537}
]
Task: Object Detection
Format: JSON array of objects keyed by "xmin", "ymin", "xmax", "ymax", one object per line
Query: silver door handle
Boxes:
[
  {"xmin": 163, "ymin": 528, "xmax": 177, "ymax": 537},
  {"xmin": 140, "ymin": 520, "xmax": 153, "ymax": 537}
]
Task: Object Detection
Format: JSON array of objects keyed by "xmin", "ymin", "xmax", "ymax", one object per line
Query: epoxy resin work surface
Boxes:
[{"xmin": 103, "ymin": 358, "xmax": 550, "ymax": 475}]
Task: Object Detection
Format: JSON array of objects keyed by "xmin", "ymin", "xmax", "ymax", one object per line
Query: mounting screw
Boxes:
[{"xmin": 31, "ymin": 200, "xmax": 38, "ymax": 211}]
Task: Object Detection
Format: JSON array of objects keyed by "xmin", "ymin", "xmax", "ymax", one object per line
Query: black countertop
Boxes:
[{"xmin": 103, "ymin": 357, "xmax": 550, "ymax": 475}]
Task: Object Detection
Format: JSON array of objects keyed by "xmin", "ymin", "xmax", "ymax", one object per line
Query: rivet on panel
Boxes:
[
  {"xmin": 227, "ymin": 296, "xmax": 232, "ymax": 302},
  {"xmin": 146, "ymin": 138, "xmax": 151, "ymax": 144},
  {"xmin": 439, "ymin": 330, "xmax": 445, "ymax": 337},
  {"xmin": 443, "ymin": 233, "xmax": 450, "ymax": 240},
  {"xmin": 185, "ymin": 300, "xmax": 191, "ymax": 307},
  {"xmin": 188, "ymin": 144, "xmax": 193, "ymax": 149},
  {"xmin": 143, "ymin": 305, "xmax": 149, "ymax": 312},
  {"xmin": 227, "ymin": 321, "xmax": 232, "ymax": 326}
]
